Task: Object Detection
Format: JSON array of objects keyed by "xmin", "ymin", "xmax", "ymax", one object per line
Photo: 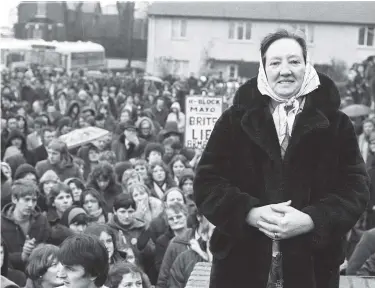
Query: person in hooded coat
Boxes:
[
  {"xmin": 4, "ymin": 130, "xmax": 35, "ymax": 166},
  {"xmin": 65, "ymin": 100, "xmax": 80, "ymax": 128},
  {"xmin": 193, "ymin": 30, "xmax": 369, "ymax": 288},
  {"xmin": 35, "ymin": 139, "xmax": 82, "ymax": 181},
  {"xmin": 77, "ymin": 143, "xmax": 100, "ymax": 181},
  {"xmin": 87, "ymin": 162, "xmax": 123, "ymax": 212}
]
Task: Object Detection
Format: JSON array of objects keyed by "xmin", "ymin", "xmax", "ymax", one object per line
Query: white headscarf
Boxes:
[{"xmin": 257, "ymin": 56, "xmax": 320, "ymax": 144}]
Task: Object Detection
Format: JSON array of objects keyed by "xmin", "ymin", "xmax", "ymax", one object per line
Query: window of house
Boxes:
[
  {"xmin": 228, "ymin": 22, "xmax": 252, "ymax": 40},
  {"xmin": 171, "ymin": 19, "xmax": 187, "ymax": 39},
  {"xmin": 358, "ymin": 26, "xmax": 374, "ymax": 47},
  {"xmin": 36, "ymin": 2, "xmax": 47, "ymax": 16},
  {"xmin": 291, "ymin": 23, "xmax": 314, "ymax": 44}
]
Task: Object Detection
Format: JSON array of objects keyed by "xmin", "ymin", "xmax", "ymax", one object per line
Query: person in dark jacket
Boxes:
[
  {"xmin": 35, "ymin": 139, "xmax": 82, "ymax": 181},
  {"xmin": 1, "ymin": 180, "xmax": 51, "ymax": 271},
  {"xmin": 77, "ymin": 143, "xmax": 100, "ymax": 181},
  {"xmin": 1, "ymin": 240, "xmax": 27, "ymax": 287},
  {"xmin": 4, "ymin": 130, "xmax": 35, "ymax": 166},
  {"xmin": 32, "ymin": 127, "xmax": 57, "ymax": 165},
  {"xmin": 80, "ymin": 188, "xmax": 109, "ymax": 224},
  {"xmin": 87, "ymin": 162, "xmax": 123, "ymax": 212},
  {"xmin": 168, "ymin": 222, "xmax": 215, "ymax": 288},
  {"xmin": 108, "ymin": 193, "xmax": 155, "ymax": 282},
  {"xmin": 45, "ymin": 182, "xmax": 74, "ymax": 246},
  {"xmin": 111, "ymin": 121, "xmax": 146, "ymax": 162},
  {"xmin": 193, "ymin": 30, "xmax": 369, "ymax": 288},
  {"xmin": 156, "ymin": 209, "xmax": 211, "ymax": 288},
  {"xmin": 151, "ymin": 96, "xmax": 169, "ymax": 128}
]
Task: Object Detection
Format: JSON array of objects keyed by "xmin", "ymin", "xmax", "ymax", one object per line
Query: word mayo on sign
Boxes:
[{"xmin": 184, "ymin": 96, "xmax": 223, "ymax": 149}]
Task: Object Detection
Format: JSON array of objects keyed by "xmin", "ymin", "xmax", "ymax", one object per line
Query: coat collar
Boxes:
[{"xmin": 233, "ymin": 73, "xmax": 341, "ymax": 163}]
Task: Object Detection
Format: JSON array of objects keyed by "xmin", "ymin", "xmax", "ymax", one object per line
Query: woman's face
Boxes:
[
  {"xmin": 140, "ymin": 120, "xmax": 151, "ymax": 136},
  {"xmin": 11, "ymin": 137, "xmax": 22, "ymax": 149},
  {"xmin": 172, "ymin": 160, "xmax": 185, "ymax": 178},
  {"xmin": 132, "ymin": 187, "xmax": 149, "ymax": 205},
  {"xmin": 42, "ymin": 257, "xmax": 64, "ymax": 287},
  {"xmin": 83, "ymin": 193, "xmax": 100, "ymax": 215},
  {"xmin": 182, "ymin": 179, "xmax": 194, "ymax": 195},
  {"xmin": 99, "ymin": 107, "xmax": 108, "ymax": 116},
  {"xmin": 265, "ymin": 38, "xmax": 306, "ymax": 99},
  {"xmin": 118, "ymin": 272, "xmax": 142, "ymax": 288},
  {"xmin": 363, "ymin": 122, "xmax": 374, "ymax": 136},
  {"xmin": 43, "ymin": 182, "xmax": 55, "ymax": 196},
  {"xmin": 53, "ymin": 191, "xmax": 73, "ymax": 214},
  {"xmin": 72, "ymin": 106, "xmax": 79, "ymax": 114},
  {"xmin": 99, "ymin": 231, "xmax": 114, "ymax": 260},
  {"xmin": 166, "ymin": 209, "xmax": 187, "ymax": 231},
  {"xmin": 88, "ymin": 149, "xmax": 100, "ymax": 162},
  {"xmin": 18, "ymin": 118, "xmax": 25, "ymax": 128},
  {"xmin": 134, "ymin": 165, "xmax": 148, "ymax": 180},
  {"xmin": 69, "ymin": 222, "xmax": 86, "ymax": 234},
  {"xmin": 148, "ymin": 151, "xmax": 162, "ymax": 165},
  {"xmin": 124, "ymin": 248, "xmax": 136, "ymax": 265},
  {"xmin": 152, "ymin": 165, "xmax": 166, "ymax": 183},
  {"xmin": 60, "ymin": 125, "xmax": 72, "ymax": 135},
  {"xmin": 69, "ymin": 183, "xmax": 82, "ymax": 202},
  {"xmin": 120, "ymin": 111, "xmax": 131, "ymax": 123},
  {"xmin": 166, "ymin": 190, "xmax": 184, "ymax": 206},
  {"xmin": 97, "ymin": 178, "xmax": 110, "ymax": 191}
]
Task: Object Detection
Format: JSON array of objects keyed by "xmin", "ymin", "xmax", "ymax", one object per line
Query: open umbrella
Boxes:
[
  {"xmin": 143, "ymin": 75, "xmax": 163, "ymax": 83},
  {"xmin": 341, "ymin": 104, "xmax": 371, "ymax": 117},
  {"xmin": 59, "ymin": 127, "xmax": 109, "ymax": 149}
]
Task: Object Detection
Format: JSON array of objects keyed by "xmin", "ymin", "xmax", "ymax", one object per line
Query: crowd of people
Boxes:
[
  {"xmin": 1, "ymin": 51, "xmax": 375, "ymax": 288},
  {"xmin": 0, "ymin": 65, "xmax": 224, "ymax": 288}
]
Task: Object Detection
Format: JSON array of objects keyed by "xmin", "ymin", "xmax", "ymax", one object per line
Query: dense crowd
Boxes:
[
  {"xmin": 1, "ymin": 55, "xmax": 375, "ymax": 288},
  {"xmin": 0, "ymin": 65, "xmax": 230, "ymax": 288}
]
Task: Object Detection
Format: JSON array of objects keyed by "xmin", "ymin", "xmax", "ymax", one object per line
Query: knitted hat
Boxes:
[
  {"xmin": 178, "ymin": 168, "xmax": 195, "ymax": 188},
  {"xmin": 40, "ymin": 170, "xmax": 60, "ymax": 184},
  {"xmin": 61, "ymin": 206, "xmax": 88, "ymax": 227},
  {"xmin": 14, "ymin": 163, "xmax": 37, "ymax": 181},
  {"xmin": 171, "ymin": 102, "xmax": 181, "ymax": 111}
]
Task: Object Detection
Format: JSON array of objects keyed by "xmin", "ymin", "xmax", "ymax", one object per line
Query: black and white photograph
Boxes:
[{"xmin": 0, "ymin": 1, "xmax": 375, "ymax": 288}]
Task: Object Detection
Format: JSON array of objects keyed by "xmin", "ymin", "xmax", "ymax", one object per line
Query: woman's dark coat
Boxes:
[{"xmin": 193, "ymin": 73, "xmax": 370, "ymax": 288}]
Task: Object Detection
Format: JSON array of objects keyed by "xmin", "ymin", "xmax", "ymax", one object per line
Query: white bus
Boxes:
[
  {"xmin": 52, "ymin": 41, "xmax": 106, "ymax": 72},
  {"xmin": 0, "ymin": 38, "xmax": 33, "ymax": 68},
  {"xmin": 1, "ymin": 39, "xmax": 106, "ymax": 73}
]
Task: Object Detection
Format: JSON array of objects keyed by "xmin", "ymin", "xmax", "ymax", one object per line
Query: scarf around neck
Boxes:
[{"xmin": 257, "ymin": 56, "xmax": 320, "ymax": 144}]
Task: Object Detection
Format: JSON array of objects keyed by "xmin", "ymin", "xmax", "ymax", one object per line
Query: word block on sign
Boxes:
[{"xmin": 184, "ymin": 96, "xmax": 223, "ymax": 150}]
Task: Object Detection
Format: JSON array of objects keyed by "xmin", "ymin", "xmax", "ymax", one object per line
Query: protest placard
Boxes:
[{"xmin": 184, "ymin": 96, "xmax": 223, "ymax": 149}]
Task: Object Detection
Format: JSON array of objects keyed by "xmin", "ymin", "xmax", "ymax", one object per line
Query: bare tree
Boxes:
[{"xmin": 116, "ymin": 1, "xmax": 135, "ymax": 68}]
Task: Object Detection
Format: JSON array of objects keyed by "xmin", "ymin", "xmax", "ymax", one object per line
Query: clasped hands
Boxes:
[{"xmin": 246, "ymin": 200, "xmax": 315, "ymax": 240}]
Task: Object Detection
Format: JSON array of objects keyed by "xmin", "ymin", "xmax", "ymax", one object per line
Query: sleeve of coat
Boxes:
[
  {"xmin": 357, "ymin": 252, "xmax": 375, "ymax": 276},
  {"xmin": 168, "ymin": 254, "xmax": 187, "ymax": 288},
  {"xmin": 302, "ymin": 114, "xmax": 370, "ymax": 249},
  {"xmin": 156, "ymin": 241, "xmax": 180, "ymax": 288},
  {"xmin": 193, "ymin": 108, "xmax": 261, "ymax": 239}
]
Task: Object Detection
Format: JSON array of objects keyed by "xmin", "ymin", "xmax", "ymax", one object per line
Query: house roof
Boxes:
[{"xmin": 148, "ymin": 2, "xmax": 375, "ymax": 25}]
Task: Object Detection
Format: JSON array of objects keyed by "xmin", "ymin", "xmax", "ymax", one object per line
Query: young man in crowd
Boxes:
[
  {"xmin": 1, "ymin": 179, "xmax": 51, "ymax": 271},
  {"xmin": 57, "ymin": 234, "xmax": 109, "ymax": 288},
  {"xmin": 32, "ymin": 126, "xmax": 57, "ymax": 164}
]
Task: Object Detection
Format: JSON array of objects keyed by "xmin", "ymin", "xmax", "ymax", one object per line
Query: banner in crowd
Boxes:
[{"xmin": 184, "ymin": 96, "xmax": 223, "ymax": 150}]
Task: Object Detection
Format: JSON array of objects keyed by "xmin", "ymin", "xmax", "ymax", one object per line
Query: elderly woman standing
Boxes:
[{"xmin": 194, "ymin": 29, "xmax": 369, "ymax": 288}]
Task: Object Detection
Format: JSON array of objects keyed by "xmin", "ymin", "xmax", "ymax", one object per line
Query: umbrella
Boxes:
[
  {"xmin": 59, "ymin": 127, "xmax": 109, "ymax": 149},
  {"xmin": 143, "ymin": 75, "xmax": 163, "ymax": 83},
  {"xmin": 341, "ymin": 104, "xmax": 371, "ymax": 117}
]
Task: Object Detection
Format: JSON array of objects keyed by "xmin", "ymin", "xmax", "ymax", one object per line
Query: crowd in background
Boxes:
[{"xmin": 1, "ymin": 55, "xmax": 375, "ymax": 288}]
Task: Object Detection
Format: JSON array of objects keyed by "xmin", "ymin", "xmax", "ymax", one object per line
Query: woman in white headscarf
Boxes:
[{"xmin": 194, "ymin": 29, "xmax": 369, "ymax": 288}]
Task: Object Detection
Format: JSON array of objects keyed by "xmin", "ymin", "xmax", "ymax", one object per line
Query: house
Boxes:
[
  {"xmin": 14, "ymin": 1, "xmax": 148, "ymax": 63},
  {"xmin": 147, "ymin": 1, "xmax": 375, "ymax": 79}
]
